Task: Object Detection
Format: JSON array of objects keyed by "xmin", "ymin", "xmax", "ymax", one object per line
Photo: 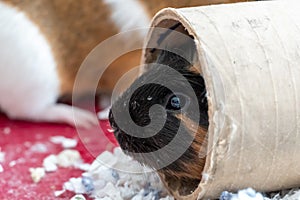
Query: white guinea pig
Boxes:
[{"xmin": 0, "ymin": 2, "xmax": 97, "ymax": 128}]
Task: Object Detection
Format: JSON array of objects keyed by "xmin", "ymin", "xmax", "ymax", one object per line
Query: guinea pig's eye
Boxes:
[{"xmin": 166, "ymin": 93, "xmax": 190, "ymax": 111}]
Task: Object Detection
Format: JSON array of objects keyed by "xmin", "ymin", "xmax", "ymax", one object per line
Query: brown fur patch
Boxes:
[
  {"xmin": 176, "ymin": 113, "xmax": 208, "ymax": 157},
  {"xmin": 189, "ymin": 65, "xmax": 201, "ymax": 74},
  {"xmin": 2, "ymin": 0, "xmax": 141, "ymax": 96},
  {"xmin": 158, "ymin": 113, "xmax": 208, "ymax": 180}
]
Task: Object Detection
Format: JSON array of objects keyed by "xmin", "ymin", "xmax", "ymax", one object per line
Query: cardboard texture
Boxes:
[{"xmin": 141, "ymin": 1, "xmax": 300, "ymax": 199}]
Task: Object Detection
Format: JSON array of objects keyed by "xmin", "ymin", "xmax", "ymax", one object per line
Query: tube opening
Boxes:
[{"xmin": 143, "ymin": 19, "xmax": 208, "ymax": 197}]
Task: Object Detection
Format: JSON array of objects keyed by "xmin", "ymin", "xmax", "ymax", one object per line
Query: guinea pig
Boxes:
[
  {"xmin": 0, "ymin": 0, "xmax": 246, "ymax": 128},
  {"xmin": 0, "ymin": 1, "xmax": 97, "ymax": 128},
  {"xmin": 2, "ymin": 0, "xmax": 248, "ymax": 97},
  {"xmin": 0, "ymin": 0, "xmax": 199, "ymax": 127},
  {"xmin": 109, "ymin": 41, "xmax": 209, "ymax": 185}
]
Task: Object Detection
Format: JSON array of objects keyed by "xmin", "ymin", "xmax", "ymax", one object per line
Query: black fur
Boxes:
[{"xmin": 109, "ymin": 48, "xmax": 208, "ymax": 178}]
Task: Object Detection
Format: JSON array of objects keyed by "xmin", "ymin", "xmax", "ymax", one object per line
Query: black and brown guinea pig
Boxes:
[{"xmin": 109, "ymin": 40, "xmax": 209, "ymax": 184}]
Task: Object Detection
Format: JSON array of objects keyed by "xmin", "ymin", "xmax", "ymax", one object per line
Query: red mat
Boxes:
[{"xmin": 0, "ymin": 109, "xmax": 117, "ymax": 200}]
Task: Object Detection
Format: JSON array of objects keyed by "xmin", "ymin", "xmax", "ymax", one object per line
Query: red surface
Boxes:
[{"xmin": 0, "ymin": 108, "xmax": 117, "ymax": 200}]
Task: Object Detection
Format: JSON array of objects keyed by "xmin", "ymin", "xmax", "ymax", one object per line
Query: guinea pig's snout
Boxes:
[{"xmin": 108, "ymin": 109, "xmax": 120, "ymax": 136}]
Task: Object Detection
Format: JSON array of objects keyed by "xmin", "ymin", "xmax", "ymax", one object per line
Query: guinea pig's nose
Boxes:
[{"xmin": 108, "ymin": 109, "xmax": 119, "ymax": 132}]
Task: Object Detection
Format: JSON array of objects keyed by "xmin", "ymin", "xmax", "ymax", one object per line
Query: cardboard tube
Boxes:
[{"xmin": 141, "ymin": 1, "xmax": 300, "ymax": 199}]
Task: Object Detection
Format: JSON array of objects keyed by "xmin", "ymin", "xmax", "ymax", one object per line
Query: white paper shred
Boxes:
[
  {"xmin": 59, "ymin": 149, "xmax": 300, "ymax": 200},
  {"xmin": 43, "ymin": 149, "xmax": 85, "ymax": 172},
  {"xmin": 3, "ymin": 127, "xmax": 11, "ymax": 135},
  {"xmin": 97, "ymin": 106, "xmax": 110, "ymax": 120},
  {"xmin": 0, "ymin": 164, "xmax": 3, "ymax": 173},
  {"xmin": 61, "ymin": 147, "xmax": 174, "ymax": 200},
  {"xmin": 279, "ymin": 190, "xmax": 300, "ymax": 200},
  {"xmin": 43, "ymin": 154, "xmax": 58, "ymax": 172},
  {"xmin": 29, "ymin": 167, "xmax": 46, "ymax": 183},
  {"xmin": 64, "ymin": 177, "xmax": 86, "ymax": 194},
  {"xmin": 27, "ymin": 148, "xmax": 89, "ymax": 191},
  {"xmin": 29, "ymin": 142, "xmax": 48, "ymax": 153},
  {"xmin": 71, "ymin": 194, "xmax": 86, "ymax": 200},
  {"xmin": 74, "ymin": 163, "xmax": 91, "ymax": 171},
  {"xmin": 9, "ymin": 160, "xmax": 16, "ymax": 167},
  {"xmin": 57, "ymin": 149, "xmax": 82, "ymax": 168},
  {"xmin": 159, "ymin": 197, "xmax": 175, "ymax": 200},
  {"xmin": 221, "ymin": 188, "xmax": 264, "ymax": 200},
  {"xmin": 54, "ymin": 189, "xmax": 66, "ymax": 197},
  {"xmin": 50, "ymin": 136, "xmax": 78, "ymax": 149},
  {"xmin": 220, "ymin": 188, "xmax": 300, "ymax": 200},
  {"xmin": 0, "ymin": 151, "xmax": 5, "ymax": 163}
]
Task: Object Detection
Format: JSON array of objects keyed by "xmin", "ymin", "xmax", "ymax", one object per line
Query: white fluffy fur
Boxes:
[
  {"xmin": 0, "ymin": 2, "xmax": 97, "ymax": 128},
  {"xmin": 103, "ymin": 0, "xmax": 151, "ymax": 42}
]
